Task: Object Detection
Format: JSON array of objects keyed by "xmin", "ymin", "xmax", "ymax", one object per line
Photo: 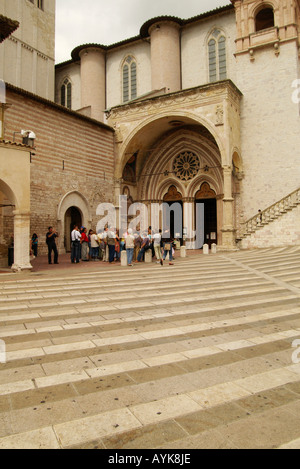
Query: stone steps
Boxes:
[
  {"xmin": 0, "ymin": 247, "xmax": 300, "ymax": 448},
  {"xmin": 238, "ymin": 188, "xmax": 300, "ymax": 241}
]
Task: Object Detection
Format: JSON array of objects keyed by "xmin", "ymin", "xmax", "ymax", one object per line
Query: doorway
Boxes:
[
  {"xmin": 163, "ymin": 200, "xmax": 183, "ymax": 240},
  {"xmin": 163, "ymin": 185, "xmax": 183, "ymax": 241},
  {"xmin": 64, "ymin": 206, "xmax": 82, "ymax": 252},
  {"xmin": 195, "ymin": 183, "xmax": 217, "ymax": 248},
  {"xmin": 195, "ymin": 199, "xmax": 217, "ymax": 248}
]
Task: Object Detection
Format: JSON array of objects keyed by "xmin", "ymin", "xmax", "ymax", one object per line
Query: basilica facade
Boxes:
[
  {"xmin": 56, "ymin": 0, "xmax": 300, "ymax": 250},
  {"xmin": 0, "ymin": 0, "xmax": 300, "ymax": 269}
]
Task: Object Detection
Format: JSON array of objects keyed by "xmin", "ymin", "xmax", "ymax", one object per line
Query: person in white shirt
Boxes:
[
  {"xmin": 125, "ymin": 228, "xmax": 135, "ymax": 266},
  {"xmin": 71, "ymin": 225, "xmax": 81, "ymax": 263},
  {"xmin": 98, "ymin": 227, "xmax": 108, "ymax": 262},
  {"xmin": 90, "ymin": 230, "xmax": 99, "ymax": 261},
  {"xmin": 153, "ymin": 229, "xmax": 163, "ymax": 266}
]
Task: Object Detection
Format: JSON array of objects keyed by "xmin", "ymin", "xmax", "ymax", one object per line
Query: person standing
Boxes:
[
  {"xmin": 136, "ymin": 233, "xmax": 150, "ymax": 263},
  {"xmin": 31, "ymin": 233, "xmax": 38, "ymax": 257},
  {"xmin": 107, "ymin": 228, "xmax": 116, "ymax": 264},
  {"xmin": 133, "ymin": 232, "xmax": 142, "ymax": 262},
  {"xmin": 90, "ymin": 230, "xmax": 99, "ymax": 261},
  {"xmin": 153, "ymin": 229, "xmax": 163, "ymax": 266},
  {"xmin": 88, "ymin": 229, "xmax": 93, "ymax": 260},
  {"xmin": 162, "ymin": 229, "xmax": 174, "ymax": 266},
  {"xmin": 100, "ymin": 227, "xmax": 109, "ymax": 262},
  {"xmin": 46, "ymin": 227, "xmax": 59, "ymax": 265},
  {"xmin": 71, "ymin": 225, "xmax": 81, "ymax": 263},
  {"xmin": 125, "ymin": 228, "xmax": 135, "ymax": 266},
  {"xmin": 80, "ymin": 227, "xmax": 89, "ymax": 261},
  {"xmin": 115, "ymin": 229, "xmax": 121, "ymax": 262}
]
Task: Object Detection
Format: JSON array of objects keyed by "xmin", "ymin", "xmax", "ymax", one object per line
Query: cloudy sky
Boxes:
[{"xmin": 55, "ymin": 0, "xmax": 231, "ymax": 64}]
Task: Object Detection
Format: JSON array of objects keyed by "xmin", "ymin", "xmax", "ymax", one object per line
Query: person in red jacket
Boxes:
[{"xmin": 80, "ymin": 227, "xmax": 89, "ymax": 261}]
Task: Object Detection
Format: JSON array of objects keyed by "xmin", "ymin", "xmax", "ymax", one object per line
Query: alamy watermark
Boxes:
[
  {"xmin": 292, "ymin": 79, "xmax": 300, "ymax": 104},
  {"xmin": 95, "ymin": 196, "xmax": 206, "ymax": 249},
  {"xmin": 0, "ymin": 340, "xmax": 6, "ymax": 364},
  {"xmin": 292, "ymin": 339, "xmax": 300, "ymax": 365}
]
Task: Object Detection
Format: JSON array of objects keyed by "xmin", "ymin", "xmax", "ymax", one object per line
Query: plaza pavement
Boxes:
[{"xmin": 0, "ymin": 247, "xmax": 300, "ymax": 449}]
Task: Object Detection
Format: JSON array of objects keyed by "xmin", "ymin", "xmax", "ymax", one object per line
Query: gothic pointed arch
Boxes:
[
  {"xmin": 163, "ymin": 185, "xmax": 183, "ymax": 202},
  {"xmin": 195, "ymin": 182, "xmax": 217, "ymax": 200},
  {"xmin": 122, "ymin": 55, "xmax": 137, "ymax": 103}
]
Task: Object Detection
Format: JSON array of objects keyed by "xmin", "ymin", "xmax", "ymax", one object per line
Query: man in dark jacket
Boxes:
[{"xmin": 46, "ymin": 227, "xmax": 59, "ymax": 265}]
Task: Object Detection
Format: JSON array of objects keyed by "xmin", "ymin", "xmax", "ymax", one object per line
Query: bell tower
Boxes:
[{"xmin": 231, "ymin": 0, "xmax": 300, "ymax": 60}]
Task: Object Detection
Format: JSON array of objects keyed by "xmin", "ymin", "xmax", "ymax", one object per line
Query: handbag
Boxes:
[{"xmin": 164, "ymin": 243, "xmax": 171, "ymax": 251}]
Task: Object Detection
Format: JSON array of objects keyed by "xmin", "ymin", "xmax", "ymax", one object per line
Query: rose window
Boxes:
[{"xmin": 173, "ymin": 152, "xmax": 201, "ymax": 181}]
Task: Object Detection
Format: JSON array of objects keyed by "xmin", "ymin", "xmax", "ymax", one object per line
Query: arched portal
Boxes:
[
  {"xmin": 0, "ymin": 144, "xmax": 31, "ymax": 271},
  {"xmin": 57, "ymin": 191, "xmax": 91, "ymax": 252},
  {"xmin": 108, "ymin": 81, "xmax": 242, "ymax": 250},
  {"xmin": 64, "ymin": 206, "xmax": 82, "ymax": 252},
  {"xmin": 121, "ymin": 124, "xmax": 227, "ymax": 248}
]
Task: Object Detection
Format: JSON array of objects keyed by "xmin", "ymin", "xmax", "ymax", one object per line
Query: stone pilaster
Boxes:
[{"xmin": 11, "ymin": 211, "xmax": 32, "ymax": 272}]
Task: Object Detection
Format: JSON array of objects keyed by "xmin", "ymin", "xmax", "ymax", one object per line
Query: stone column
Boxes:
[
  {"xmin": 183, "ymin": 198, "xmax": 195, "ymax": 249},
  {"xmin": 221, "ymin": 166, "xmax": 237, "ymax": 250},
  {"xmin": 12, "ymin": 211, "xmax": 32, "ymax": 272},
  {"xmin": 0, "ymin": 104, "xmax": 4, "ymax": 139},
  {"xmin": 114, "ymin": 179, "xmax": 122, "ymax": 231},
  {"xmin": 80, "ymin": 47, "xmax": 106, "ymax": 122},
  {"xmin": 149, "ymin": 20, "xmax": 181, "ymax": 93}
]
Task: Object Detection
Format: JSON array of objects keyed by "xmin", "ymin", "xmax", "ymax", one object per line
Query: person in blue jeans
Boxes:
[
  {"xmin": 136, "ymin": 234, "xmax": 150, "ymax": 263},
  {"xmin": 125, "ymin": 228, "xmax": 135, "ymax": 266}
]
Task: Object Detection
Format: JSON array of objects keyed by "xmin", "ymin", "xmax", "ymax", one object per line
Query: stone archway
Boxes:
[
  {"xmin": 138, "ymin": 128, "xmax": 225, "ymax": 248},
  {"xmin": 57, "ymin": 191, "xmax": 91, "ymax": 252},
  {"xmin": 64, "ymin": 206, "xmax": 82, "ymax": 252},
  {"xmin": 0, "ymin": 143, "xmax": 31, "ymax": 271},
  {"xmin": 107, "ymin": 80, "xmax": 242, "ymax": 250}
]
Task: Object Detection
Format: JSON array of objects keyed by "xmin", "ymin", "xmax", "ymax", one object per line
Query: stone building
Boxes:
[
  {"xmin": 3, "ymin": 84, "xmax": 115, "ymax": 257},
  {"xmin": 56, "ymin": 0, "xmax": 300, "ymax": 251},
  {"xmin": 0, "ymin": 13, "xmax": 32, "ymax": 271},
  {"xmin": 1, "ymin": 0, "xmax": 300, "ymax": 269},
  {"xmin": 0, "ymin": 1, "xmax": 115, "ymax": 269},
  {"xmin": 0, "ymin": 0, "xmax": 55, "ymax": 101}
]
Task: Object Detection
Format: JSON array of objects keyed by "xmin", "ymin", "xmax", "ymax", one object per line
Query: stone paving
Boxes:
[{"xmin": 0, "ymin": 247, "xmax": 300, "ymax": 449}]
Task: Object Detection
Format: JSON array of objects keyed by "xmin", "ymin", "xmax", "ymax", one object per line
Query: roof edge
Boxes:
[
  {"xmin": 57, "ymin": 3, "xmax": 234, "ymax": 67},
  {"xmin": 0, "ymin": 14, "xmax": 19, "ymax": 43},
  {"xmin": 140, "ymin": 16, "xmax": 183, "ymax": 38},
  {"xmin": 5, "ymin": 83, "xmax": 114, "ymax": 133}
]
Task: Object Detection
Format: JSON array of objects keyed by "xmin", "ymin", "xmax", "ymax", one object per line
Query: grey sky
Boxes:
[{"xmin": 55, "ymin": 0, "xmax": 231, "ymax": 64}]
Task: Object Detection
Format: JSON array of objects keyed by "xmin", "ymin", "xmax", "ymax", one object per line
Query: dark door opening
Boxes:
[
  {"xmin": 195, "ymin": 199, "xmax": 217, "ymax": 248},
  {"xmin": 163, "ymin": 200, "xmax": 183, "ymax": 242},
  {"xmin": 65, "ymin": 206, "xmax": 82, "ymax": 252}
]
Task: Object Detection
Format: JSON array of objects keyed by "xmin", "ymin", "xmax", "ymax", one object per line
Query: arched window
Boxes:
[
  {"xmin": 255, "ymin": 7, "xmax": 275, "ymax": 32},
  {"xmin": 61, "ymin": 78, "xmax": 72, "ymax": 109},
  {"xmin": 208, "ymin": 30, "xmax": 227, "ymax": 83},
  {"xmin": 122, "ymin": 56, "xmax": 137, "ymax": 103}
]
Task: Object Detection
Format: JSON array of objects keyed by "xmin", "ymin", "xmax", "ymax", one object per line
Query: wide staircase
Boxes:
[
  {"xmin": 0, "ymin": 248, "xmax": 300, "ymax": 449},
  {"xmin": 237, "ymin": 187, "xmax": 300, "ymax": 244}
]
